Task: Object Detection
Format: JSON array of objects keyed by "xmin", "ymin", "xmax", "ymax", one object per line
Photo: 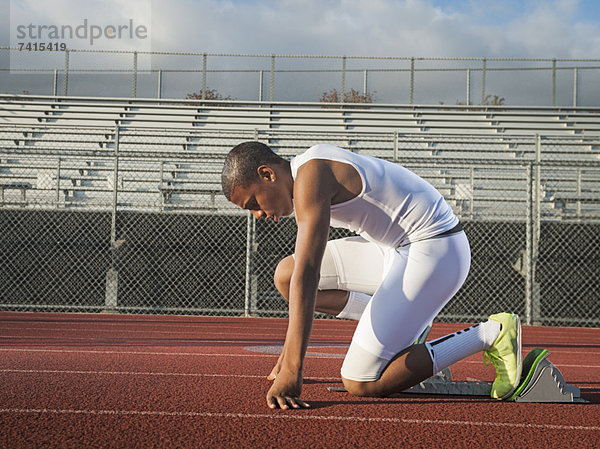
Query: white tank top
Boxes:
[{"xmin": 290, "ymin": 144, "xmax": 458, "ymax": 248}]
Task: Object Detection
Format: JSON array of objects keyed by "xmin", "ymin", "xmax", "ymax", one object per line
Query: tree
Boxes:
[
  {"xmin": 450, "ymin": 94, "xmax": 506, "ymax": 106},
  {"xmin": 482, "ymin": 94, "xmax": 505, "ymax": 106},
  {"xmin": 319, "ymin": 88, "xmax": 375, "ymax": 105},
  {"xmin": 186, "ymin": 88, "xmax": 233, "ymax": 101}
]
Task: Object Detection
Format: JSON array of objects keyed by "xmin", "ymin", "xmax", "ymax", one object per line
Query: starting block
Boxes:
[
  {"xmin": 509, "ymin": 347, "xmax": 585, "ymax": 403},
  {"xmin": 327, "ymin": 347, "xmax": 587, "ymax": 403}
]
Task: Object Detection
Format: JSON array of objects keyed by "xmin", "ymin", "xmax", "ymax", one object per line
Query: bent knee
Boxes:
[
  {"xmin": 274, "ymin": 256, "xmax": 294, "ymax": 299},
  {"xmin": 341, "ymin": 377, "xmax": 383, "ymax": 398}
]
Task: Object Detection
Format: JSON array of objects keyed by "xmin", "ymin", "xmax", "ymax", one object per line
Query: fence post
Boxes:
[
  {"xmin": 466, "ymin": 68, "xmax": 471, "ymax": 105},
  {"xmin": 525, "ymin": 163, "xmax": 533, "ymax": 325},
  {"xmin": 480, "ymin": 58, "xmax": 486, "ymax": 104},
  {"xmin": 341, "ymin": 56, "xmax": 346, "ymax": 102},
  {"xmin": 393, "ymin": 131, "xmax": 398, "ymax": 162},
  {"xmin": 552, "ymin": 58, "xmax": 557, "ymax": 106},
  {"xmin": 244, "ymin": 213, "xmax": 256, "ymax": 317},
  {"xmin": 576, "ymin": 167, "xmax": 582, "ymax": 220},
  {"xmin": 363, "ymin": 70, "xmax": 368, "ymax": 97},
  {"xmin": 469, "ymin": 167, "xmax": 474, "ymax": 218},
  {"xmin": 409, "ymin": 57, "xmax": 415, "ymax": 104},
  {"xmin": 202, "ymin": 53, "xmax": 207, "ymax": 100},
  {"xmin": 258, "ymin": 70, "xmax": 264, "ymax": 101},
  {"xmin": 244, "ymin": 130, "xmax": 261, "ymax": 316},
  {"xmin": 270, "ymin": 54, "xmax": 275, "ymax": 101},
  {"xmin": 53, "ymin": 69, "xmax": 58, "ymax": 96},
  {"xmin": 62, "ymin": 49, "xmax": 69, "ymax": 96},
  {"xmin": 132, "ymin": 51, "xmax": 138, "ymax": 98},
  {"xmin": 105, "ymin": 125, "xmax": 120, "ymax": 312},
  {"xmin": 532, "ymin": 135, "xmax": 542, "ymax": 324},
  {"xmin": 573, "ymin": 67, "xmax": 578, "ymax": 107},
  {"xmin": 55, "ymin": 157, "xmax": 61, "ymax": 207},
  {"xmin": 157, "ymin": 70, "xmax": 162, "ymax": 98}
]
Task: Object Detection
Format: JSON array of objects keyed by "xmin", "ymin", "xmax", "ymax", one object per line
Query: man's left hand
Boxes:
[{"xmin": 266, "ymin": 368, "xmax": 310, "ymax": 409}]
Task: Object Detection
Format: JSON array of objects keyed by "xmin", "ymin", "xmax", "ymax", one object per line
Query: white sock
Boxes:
[
  {"xmin": 424, "ymin": 320, "xmax": 501, "ymax": 374},
  {"xmin": 336, "ymin": 291, "xmax": 371, "ymax": 320}
]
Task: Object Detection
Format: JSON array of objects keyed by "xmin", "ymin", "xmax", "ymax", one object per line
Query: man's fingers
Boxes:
[
  {"xmin": 295, "ymin": 398, "xmax": 310, "ymax": 408},
  {"xmin": 266, "ymin": 395, "xmax": 310, "ymax": 410},
  {"xmin": 266, "ymin": 395, "xmax": 278, "ymax": 409},
  {"xmin": 276, "ymin": 396, "xmax": 289, "ymax": 410},
  {"xmin": 289, "ymin": 398, "xmax": 302, "ymax": 409},
  {"xmin": 266, "ymin": 394, "xmax": 289, "ymax": 410}
]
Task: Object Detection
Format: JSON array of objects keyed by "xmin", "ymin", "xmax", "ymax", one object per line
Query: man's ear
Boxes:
[{"xmin": 257, "ymin": 165, "xmax": 276, "ymax": 182}]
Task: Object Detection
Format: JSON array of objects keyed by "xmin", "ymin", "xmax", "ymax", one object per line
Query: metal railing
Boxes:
[
  {"xmin": 3, "ymin": 48, "xmax": 600, "ymax": 105},
  {"xmin": 1, "ymin": 123, "xmax": 599, "ymax": 326}
]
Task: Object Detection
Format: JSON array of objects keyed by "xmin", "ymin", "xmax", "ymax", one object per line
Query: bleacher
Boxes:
[
  {"xmin": 2, "ymin": 94, "xmax": 600, "ymax": 135},
  {"xmin": 1, "ymin": 94, "xmax": 599, "ymax": 220}
]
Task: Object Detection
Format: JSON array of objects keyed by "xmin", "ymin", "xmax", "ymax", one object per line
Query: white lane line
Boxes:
[
  {"xmin": 1, "ymin": 348, "xmax": 599, "ymax": 368},
  {"xmin": 0, "ymin": 368, "xmax": 339, "ymax": 382},
  {"xmin": 0, "ymin": 408, "xmax": 598, "ymax": 432},
  {"xmin": 0, "ymin": 327, "xmax": 350, "ymax": 339},
  {"xmin": 0, "ymin": 327, "xmax": 288, "ymax": 337},
  {"xmin": 0, "ymin": 340, "xmax": 600, "ymax": 362},
  {"xmin": 0, "ymin": 335, "xmax": 283, "ymax": 345},
  {"xmin": 0, "ymin": 348, "xmax": 278, "ymax": 357}
]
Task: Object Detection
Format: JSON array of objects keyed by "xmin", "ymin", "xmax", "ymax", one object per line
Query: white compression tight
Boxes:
[{"xmin": 316, "ymin": 233, "xmax": 473, "ymax": 382}]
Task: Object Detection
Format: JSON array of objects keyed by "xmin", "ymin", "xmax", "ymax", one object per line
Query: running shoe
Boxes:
[{"xmin": 483, "ymin": 312, "xmax": 522, "ymax": 400}]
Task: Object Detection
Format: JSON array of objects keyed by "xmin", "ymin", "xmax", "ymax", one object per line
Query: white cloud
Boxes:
[
  {"xmin": 142, "ymin": 0, "xmax": 599, "ymax": 103},
  {"xmin": 12, "ymin": 0, "xmax": 598, "ymax": 58},
  {"xmin": 4, "ymin": 0, "xmax": 599, "ymax": 103},
  {"xmin": 148, "ymin": 0, "xmax": 600, "ymax": 58}
]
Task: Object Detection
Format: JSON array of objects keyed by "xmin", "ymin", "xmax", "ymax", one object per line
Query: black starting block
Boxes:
[{"xmin": 327, "ymin": 347, "xmax": 587, "ymax": 403}]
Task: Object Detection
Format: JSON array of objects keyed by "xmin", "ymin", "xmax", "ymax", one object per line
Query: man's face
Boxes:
[{"xmin": 229, "ymin": 166, "xmax": 293, "ymax": 223}]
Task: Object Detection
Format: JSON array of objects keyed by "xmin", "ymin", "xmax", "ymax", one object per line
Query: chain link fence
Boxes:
[
  {"xmin": 1, "ymin": 127, "xmax": 599, "ymax": 325},
  {"xmin": 3, "ymin": 47, "xmax": 600, "ymax": 106}
]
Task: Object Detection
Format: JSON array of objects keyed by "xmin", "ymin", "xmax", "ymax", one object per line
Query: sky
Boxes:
[
  {"xmin": 151, "ymin": 0, "xmax": 600, "ymax": 58},
  {"xmin": 5, "ymin": 0, "xmax": 600, "ymax": 58},
  {"xmin": 2, "ymin": 0, "xmax": 600, "ymax": 103}
]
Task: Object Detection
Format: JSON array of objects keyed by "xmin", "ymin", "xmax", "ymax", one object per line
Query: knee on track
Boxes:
[{"xmin": 341, "ymin": 377, "xmax": 384, "ymax": 398}]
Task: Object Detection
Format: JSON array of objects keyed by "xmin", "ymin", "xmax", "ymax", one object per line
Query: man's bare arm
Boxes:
[{"xmin": 265, "ymin": 160, "xmax": 335, "ymax": 409}]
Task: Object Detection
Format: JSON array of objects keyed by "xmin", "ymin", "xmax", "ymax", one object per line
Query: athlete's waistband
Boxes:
[
  {"xmin": 429, "ymin": 222, "xmax": 463, "ymax": 240},
  {"xmin": 398, "ymin": 222, "xmax": 464, "ymax": 247}
]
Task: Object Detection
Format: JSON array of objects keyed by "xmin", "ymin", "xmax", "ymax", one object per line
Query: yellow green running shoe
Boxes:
[{"xmin": 483, "ymin": 313, "xmax": 522, "ymax": 400}]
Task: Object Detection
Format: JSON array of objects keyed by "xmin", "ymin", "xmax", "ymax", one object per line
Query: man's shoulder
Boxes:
[
  {"xmin": 305, "ymin": 143, "xmax": 345, "ymax": 154},
  {"xmin": 296, "ymin": 144, "xmax": 349, "ymax": 162}
]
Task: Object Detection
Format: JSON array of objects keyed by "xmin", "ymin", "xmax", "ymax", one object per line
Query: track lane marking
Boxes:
[
  {"xmin": 0, "ymin": 348, "xmax": 279, "ymax": 357},
  {"xmin": 0, "ymin": 408, "xmax": 598, "ymax": 432},
  {"xmin": 1, "ymin": 348, "xmax": 599, "ymax": 368},
  {"xmin": 0, "ymin": 327, "xmax": 351, "ymax": 339},
  {"xmin": 0, "ymin": 368, "xmax": 339, "ymax": 382},
  {"xmin": 2, "ymin": 335, "xmax": 599, "ymax": 356}
]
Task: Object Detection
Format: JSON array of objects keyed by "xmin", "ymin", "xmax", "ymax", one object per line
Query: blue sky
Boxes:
[{"xmin": 432, "ymin": 0, "xmax": 600, "ymax": 25}]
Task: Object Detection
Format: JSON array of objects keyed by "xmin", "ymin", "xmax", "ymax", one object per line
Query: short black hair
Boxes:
[{"xmin": 221, "ymin": 141, "xmax": 286, "ymax": 200}]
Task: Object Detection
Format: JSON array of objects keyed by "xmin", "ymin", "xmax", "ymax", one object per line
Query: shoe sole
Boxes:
[{"xmin": 499, "ymin": 314, "xmax": 522, "ymax": 400}]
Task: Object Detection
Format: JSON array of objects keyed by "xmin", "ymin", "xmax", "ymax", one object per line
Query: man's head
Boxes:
[{"xmin": 221, "ymin": 141, "xmax": 293, "ymax": 222}]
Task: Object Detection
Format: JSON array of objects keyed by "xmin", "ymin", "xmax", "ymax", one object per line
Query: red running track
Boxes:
[{"xmin": 1, "ymin": 312, "xmax": 599, "ymax": 449}]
